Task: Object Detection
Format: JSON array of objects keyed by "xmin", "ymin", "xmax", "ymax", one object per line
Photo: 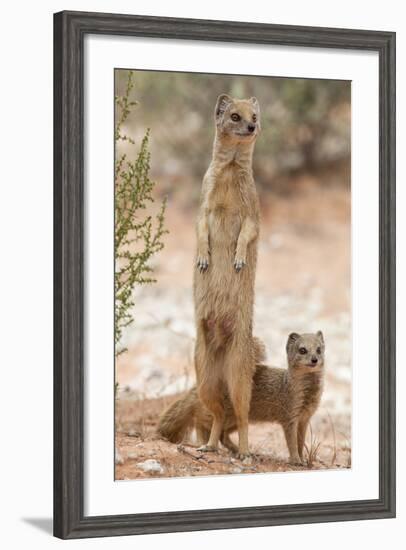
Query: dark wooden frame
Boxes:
[{"xmin": 54, "ymin": 10, "xmax": 396, "ymax": 539}]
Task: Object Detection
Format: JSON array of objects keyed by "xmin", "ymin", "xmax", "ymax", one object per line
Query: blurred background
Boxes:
[
  {"xmin": 115, "ymin": 69, "xmax": 352, "ymax": 479},
  {"xmin": 116, "ymin": 69, "xmax": 350, "ymax": 206}
]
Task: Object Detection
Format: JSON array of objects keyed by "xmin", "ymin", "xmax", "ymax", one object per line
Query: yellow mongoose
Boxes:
[
  {"xmin": 193, "ymin": 94, "xmax": 261, "ymax": 457},
  {"xmin": 158, "ymin": 332, "xmax": 325, "ymax": 464}
]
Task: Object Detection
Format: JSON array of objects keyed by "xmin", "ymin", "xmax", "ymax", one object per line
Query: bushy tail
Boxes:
[{"xmin": 157, "ymin": 388, "xmax": 198, "ymax": 443}]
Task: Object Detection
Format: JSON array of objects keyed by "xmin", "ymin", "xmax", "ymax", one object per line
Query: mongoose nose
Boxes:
[
  {"xmin": 247, "ymin": 124, "xmax": 256, "ymax": 133},
  {"xmin": 311, "ymin": 356, "xmax": 318, "ymax": 364}
]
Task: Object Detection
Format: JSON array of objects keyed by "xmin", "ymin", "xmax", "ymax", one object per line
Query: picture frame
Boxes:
[{"xmin": 54, "ymin": 10, "xmax": 396, "ymax": 539}]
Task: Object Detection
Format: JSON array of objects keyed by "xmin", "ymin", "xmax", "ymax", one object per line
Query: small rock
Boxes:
[
  {"xmin": 115, "ymin": 449, "xmax": 124, "ymax": 465},
  {"xmin": 231, "ymin": 467, "xmax": 243, "ymax": 474},
  {"xmin": 127, "ymin": 452, "xmax": 139, "ymax": 460},
  {"xmin": 242, "ymin": 456, "xmax": 253, "ymax": 466},
  {"xmin": 137, "ymin": 459, "xmax": 164, "ymax": 474}
]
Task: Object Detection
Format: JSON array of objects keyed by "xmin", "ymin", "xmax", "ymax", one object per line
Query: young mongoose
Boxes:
[
  {"xmin": 193, "ymin": 94, "xmax": 261, "ymax": 457},
  {"xmin": 158, "ymin": 332, "xmax": 325, "ymax": 464}
]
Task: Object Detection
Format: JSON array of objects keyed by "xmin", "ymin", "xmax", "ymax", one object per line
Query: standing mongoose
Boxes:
[
  {"xmin": 158, "ymin": 332, "xmax": 325, "ymax": 464},
  {"xmin": 193, "ymin": 94, "xmax": 261, "ymax": 457}
]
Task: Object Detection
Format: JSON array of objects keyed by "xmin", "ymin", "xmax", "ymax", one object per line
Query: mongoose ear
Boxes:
[
  {"xmin": 215, "ymin": 94, "xmax": 232, "ymax": 121},
  {"xmin": 250, "ymin": 97, "xmax": 261, "ymax": 129},
  {"xmin": 286, "ymin": 332, "xmax": 300, "ymax": 354},
  {"xmin": 250, "ymin": 97, "xmax": 260, "ymax": 112},
  {"xmin": 317, "ymin": 330, "xmax": 324, "ymax": 343}
]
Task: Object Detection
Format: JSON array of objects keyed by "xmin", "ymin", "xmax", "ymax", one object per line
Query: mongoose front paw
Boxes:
[
  {"xmin": 196, "ymin": 256, "xmax": 209, "ymax": 272},
  {"xmin": 234, "ymin": 258, "xmax": 246, "ymax": 272}
]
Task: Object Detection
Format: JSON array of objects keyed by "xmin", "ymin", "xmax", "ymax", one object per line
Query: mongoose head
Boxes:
[
  {"xmin": 214, "ymin": 94, "xmax": 260, "ymax": 144},
  {"xmin": 286, "ymin": 331, "xmax": 325, "ymax": 372}
]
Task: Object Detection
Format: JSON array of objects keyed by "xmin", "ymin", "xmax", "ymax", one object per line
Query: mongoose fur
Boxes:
[
  {"xmin": 193, "ymin": 94, "xmax": 261, "ymax": 457},
  {"xmin": 158, "ymin": 332, "xmax": 325, "ymax": 464}
]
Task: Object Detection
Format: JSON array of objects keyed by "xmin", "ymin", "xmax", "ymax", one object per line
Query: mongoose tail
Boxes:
[{"xmin": 157, "ymin": 388, "xmax": 198, "ymax": 443}]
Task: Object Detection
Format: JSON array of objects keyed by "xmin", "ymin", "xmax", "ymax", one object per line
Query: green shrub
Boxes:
[{"xmin": 115, "ymin": 71, "xmax": 168, "ymax": 355}]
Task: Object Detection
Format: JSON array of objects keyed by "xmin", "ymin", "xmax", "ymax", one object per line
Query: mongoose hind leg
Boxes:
[
  {"xmin": 221, "ymin": 431, "xmax": 238, "ymax": 454},
  {"xmin": 197, "ymin": 410, "xmax": 224, "ymax": 452},
  {"xmin": 227, "ymin": 360, "xmax": 253, "ymax": 459},
  {"xmin": 197, "ymin": 375, "xmax": 225, "ymax": 452}
]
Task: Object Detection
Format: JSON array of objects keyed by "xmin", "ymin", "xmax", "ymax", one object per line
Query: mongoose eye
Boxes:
[
  {"xmin": 299, "ymin": 347, "xmax": 307, "ymax": 355},
  {"xmin": 231, "ymin": 113, "xmax": 241, "ymax": 122},
  {"xmin": 252, "ymin": 114, "xmax": 257, "ymax": 122},
  {"xmin": 316, "ymin": 347, "xmax": 321, "ymax": 354}
]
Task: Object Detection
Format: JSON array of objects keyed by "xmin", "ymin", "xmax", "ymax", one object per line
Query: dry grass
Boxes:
[
  {"xmin": 326, "ymin": 409, "xmax": 338, "ymax": 466},
  {"xmin": 303, "ymin": 423, "xmax": 323, "ymax": 468}
]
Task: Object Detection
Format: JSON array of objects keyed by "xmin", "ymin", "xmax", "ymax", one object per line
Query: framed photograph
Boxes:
[{"xmin": 54, "ymin": 10, "xmax": 396, "ymax": 539}]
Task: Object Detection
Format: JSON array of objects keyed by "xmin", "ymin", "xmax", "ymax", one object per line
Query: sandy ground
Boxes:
[
  {"xmin": 115, "ymin": 180, "xmax": 351, "ymax": 480},
  {"xmin": 115, "ymin": 392, "xmax": 351, "ymax": 480}
]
